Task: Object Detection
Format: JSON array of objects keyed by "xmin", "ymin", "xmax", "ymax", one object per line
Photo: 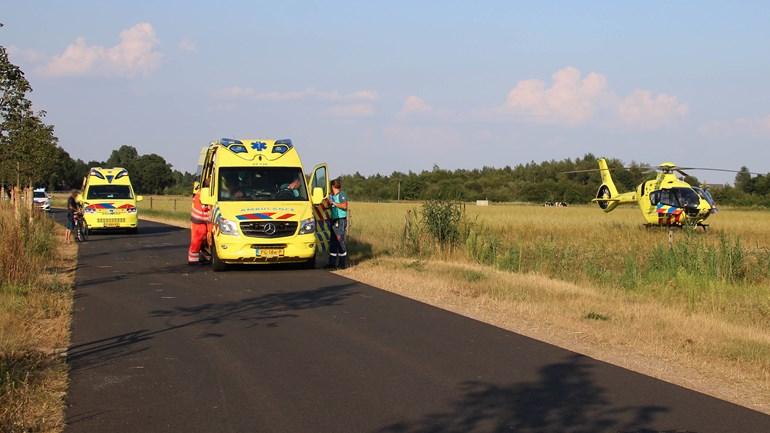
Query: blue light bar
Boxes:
[
  {"xmin": 220, "ymin": 138, "xmax": 243, "ymax": 146},
  {"xmin": 273, "ymin": 138, "xmax": 293, "ymax": 154},
  {"xmin": 229, "ymin": 145, "xmax": 247, "ymax": 154},
  {"xmin": 272, "ymin": 145, "xmax": 289, "ymax": 154}
]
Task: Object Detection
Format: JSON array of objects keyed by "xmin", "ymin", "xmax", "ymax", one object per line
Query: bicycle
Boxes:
[{"xmin": 73, "ymin": 210, "xmax": 89, "ymax": 242}]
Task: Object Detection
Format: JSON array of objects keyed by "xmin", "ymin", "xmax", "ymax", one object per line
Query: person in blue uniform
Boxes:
[{"xmin": 328, "ymin": 178, "xmax": 349, "ymax": 269}]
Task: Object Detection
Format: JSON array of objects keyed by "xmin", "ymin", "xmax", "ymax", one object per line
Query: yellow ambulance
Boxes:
[
  {"xmin": 196, "ymin": 138, "xmax": 331, "ymax": 271},
  {"xmin": 80, "ymin": 167, "xmax": 143, "ymax": 233}
]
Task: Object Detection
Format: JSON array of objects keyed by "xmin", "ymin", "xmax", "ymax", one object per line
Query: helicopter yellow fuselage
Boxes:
[{"xmin": 593, "ymin": 159, "xmax": 716, "ymax": 227}]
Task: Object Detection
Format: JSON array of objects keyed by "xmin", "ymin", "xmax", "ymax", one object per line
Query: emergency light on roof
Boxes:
[
  {"xmin": 90, "ymin": 168, "xmax": 105, "ymax": 180},
  {"xmin": 220, "ymin": 138, "xmax": 243, "ymax": 146},
  {"xmin": 115, "ymin": 169, "xmax": 128, "ymax": 180},
  {"xmin": 272, "ymin": 138, "xmax": 293, "ymax": 154},
  {"xmin": 229, "ymin": 145, "xmax": 247, "ymax": 154}
]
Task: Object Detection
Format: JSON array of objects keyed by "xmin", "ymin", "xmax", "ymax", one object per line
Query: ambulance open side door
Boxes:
[{"xmin": 309, "ymin": 163, "xmax": 331, "ymax": 256}]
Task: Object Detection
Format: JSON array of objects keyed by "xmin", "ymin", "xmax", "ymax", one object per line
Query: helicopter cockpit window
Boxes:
[
  {"xmin": 675, "ymin": 188, "xmax": 700, "ymax": 208},
  {"xmin": 693, "ymin": 187, "xmax": 716, "ymax": 207},
  {"xmin": 650, "ymin": 188, "xmax": 700, "ymax": 208},
  {"xmin": 649, "ymin": 190, "xmax": 659, "ymax": 206}
]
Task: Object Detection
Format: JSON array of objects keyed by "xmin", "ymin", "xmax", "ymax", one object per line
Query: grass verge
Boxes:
[{"xmin": 0, "ymin": 207, "xmax": 76, "ymax": 432}]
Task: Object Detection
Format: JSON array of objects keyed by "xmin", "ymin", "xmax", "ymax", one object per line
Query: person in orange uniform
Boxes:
[{"xmin": 188, "ymin": 187, "xmax": 211, "ymax": 265}]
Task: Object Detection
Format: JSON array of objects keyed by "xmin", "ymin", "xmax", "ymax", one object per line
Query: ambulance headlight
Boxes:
[
  {"xmin": 126, "ymin": 207, "xmax": 137, "ymax": 213},
  {"xmin": 84, "ymin": 207, "xmax": 96, "ymax": 214},
  {"xmin": 299, "ymin": 218, "xmax": 315, "ymax": 234},
  {"xmin": 219, "ymin": 218, "xmax": 240, "ymax": 236}
]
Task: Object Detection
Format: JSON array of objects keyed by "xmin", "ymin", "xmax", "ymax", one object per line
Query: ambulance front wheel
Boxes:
[
  {"xmin": 301, "ymin": 255, "xmax": 316, "ymax": 269},
  {"xmin": 211, "ymin": 243, "xmax": 227, "ymax": 272}
]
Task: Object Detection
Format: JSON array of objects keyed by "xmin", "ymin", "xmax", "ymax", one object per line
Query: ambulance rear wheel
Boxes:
[{"xmin": 211, "ymin": 243, "xmax": 227, "ymax": 272}]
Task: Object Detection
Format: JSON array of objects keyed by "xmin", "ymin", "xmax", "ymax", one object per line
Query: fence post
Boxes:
[
  {"xmin": 173, "ymin": 199, "xmax": 177, "ymax": 211},
  {"xmin": 149, "ymin": 196, "xmax": 153, "ymax": 209},
  {"xmin": 27, "ymin": 184, "xmax": 34, "ymax": 224}
]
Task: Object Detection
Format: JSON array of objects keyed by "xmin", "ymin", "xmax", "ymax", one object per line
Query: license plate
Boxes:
[
  {"xmin": 256, "ymin": 248, "xmax": 283, "ymax": 258},
  {"xmin": 105, "ymin": 222, "xmax": 120, "ymax": 227}
]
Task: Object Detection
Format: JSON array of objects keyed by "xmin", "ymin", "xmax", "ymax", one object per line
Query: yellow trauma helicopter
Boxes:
[{"xmin": 565, "ymin": 158, "xmax": 762, "ymax": 230}]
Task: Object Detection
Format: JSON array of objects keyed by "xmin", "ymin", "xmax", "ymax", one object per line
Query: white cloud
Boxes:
[
  {"xmin": 699, "ymin": 115, "xmax": 770, "ymax": 138},
  {"xmin": 503, "ymin": 66, "xmax": 688, "ymax": 128},
  {"xmin": 178, "ymin": 37, "xmax": 197, "ymax": 53},
  {"xmin": 618, "ymin": 90, "xmax": 688, "ymax": 128},
  {"xmin": 214, "ymin": 87, "xmax": 379, "ymax": 102},
  {"xmin": 400, "ymin": 95, "xmax": 433, "ymax": 114},
  {"xmin": 504, "ymin": 67, "xmax": 608, "ymax": 125},
  {"xmin": 324, "ymin": 103, "xmax": 375, "ymax": 117},
  {"xmin": 42, "ymin": 22, "xmax": 161, "ymax": 77}
]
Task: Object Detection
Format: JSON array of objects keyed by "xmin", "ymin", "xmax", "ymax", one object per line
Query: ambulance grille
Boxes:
[
  {"xmin": 96, "ymin": 218, "xmax": 126, "ymax": 223},
  {"xmin": 240, "ymin": 221, "xmax": 297, "ymax": 238}
]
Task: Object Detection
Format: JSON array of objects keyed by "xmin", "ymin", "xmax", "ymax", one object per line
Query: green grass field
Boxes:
[{"xmin": 349, "ymin": 202, "xmax": 770, "ymax": 326}]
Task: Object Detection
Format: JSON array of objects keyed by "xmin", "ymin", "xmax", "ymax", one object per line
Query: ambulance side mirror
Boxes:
[
  {"xmin": 136, "ymin": 195, "xmax": 144, "ymax": 202},
  {"xmin": 311, "ymin": 187, "xmax": 324, "ymax": 205},
  {"xmin": 200, "ymin": 188, "xmax": 215, "ymax": 206}
]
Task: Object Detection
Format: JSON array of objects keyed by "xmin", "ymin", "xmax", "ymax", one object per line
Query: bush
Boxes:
[{"xmin": 421, "ymin": 199, "xmax": 464, "ymax": 249}]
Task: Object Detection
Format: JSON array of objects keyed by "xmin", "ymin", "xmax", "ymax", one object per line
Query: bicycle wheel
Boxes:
[{"xmin": 76, "ymin": 221, "xmax": 86, "ymax": 242}]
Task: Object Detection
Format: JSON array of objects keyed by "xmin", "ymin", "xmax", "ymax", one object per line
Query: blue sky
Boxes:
[{"xmin": 4, "ymin": 1, "xmax": 770, "ymax": 182}]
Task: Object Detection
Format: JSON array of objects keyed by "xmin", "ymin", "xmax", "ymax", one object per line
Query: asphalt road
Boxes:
[{"xmin": 59, "ymin": 212, "xmax": 770, "ymax": 433}]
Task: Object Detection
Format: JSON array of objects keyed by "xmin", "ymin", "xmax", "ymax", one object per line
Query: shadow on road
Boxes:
[
  {"xmin": 82, "ymin": 224, "xmax": 183, "ymax": 242},
  {"xmin": 375, "ymin": 354, "xmax": 674, "ymax": 433},
  {"xmin": 67, "ymin": 282, "xmax": 357, "ymax": 371}
]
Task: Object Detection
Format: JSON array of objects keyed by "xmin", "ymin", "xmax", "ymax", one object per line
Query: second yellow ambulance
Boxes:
[{"xmin": 80, "ymin": 167, "xmax": 143, "ymax": 233}]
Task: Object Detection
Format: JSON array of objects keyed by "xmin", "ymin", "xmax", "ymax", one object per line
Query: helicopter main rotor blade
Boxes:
[
  {"xmin": 560, "ymin": 166, "xmax": 655, "ymax": 174},
  {"xmin": 678, "ymin": 167, "xmax": 767, "ymax": 175},
  {"xmin": 560, "ymin": 168, "xmax": 611, "ymax": 174}
]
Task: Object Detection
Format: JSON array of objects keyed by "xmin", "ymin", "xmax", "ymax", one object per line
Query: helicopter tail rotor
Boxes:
[{"xmin": 593, "ymin": 159, "xmax": 622, "ymax": 212}]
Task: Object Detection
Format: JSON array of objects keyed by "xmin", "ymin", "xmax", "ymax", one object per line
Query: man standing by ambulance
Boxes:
[
  {"xmin": 188, "ymin": 185, "xmax": 211, "ymax": 265},
  {"xmin": 328, "ymin": 178, "xmax": 349, "ymax": 269}
]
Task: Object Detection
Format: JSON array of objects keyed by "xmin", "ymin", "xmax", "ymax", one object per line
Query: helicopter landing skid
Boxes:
[{"xmin": 643, "ymin": 223, "xmax": 709, "ymax": 232}]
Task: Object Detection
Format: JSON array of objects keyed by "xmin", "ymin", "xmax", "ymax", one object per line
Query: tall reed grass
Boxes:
[{"xmin": 1, "ymin": 205, "xmax": 67, "ymax": 432}]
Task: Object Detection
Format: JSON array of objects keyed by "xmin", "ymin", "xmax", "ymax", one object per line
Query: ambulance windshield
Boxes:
[
  {"xmin": 218, "ymin": 167, "xmax": 308, "ymax": 202},
  {"xmin": 87, "ymin": 185, "xmax": 133, "ymax": 200}
]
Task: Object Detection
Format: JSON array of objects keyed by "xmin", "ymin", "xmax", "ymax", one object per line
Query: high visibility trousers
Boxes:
[
  {"xmin": 188, "ymin": 223, "xmax": 208, "ymax": 263},
  {"xmin": 329, "ymin": 218, "xmax": 347, "ymax": 267}
]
